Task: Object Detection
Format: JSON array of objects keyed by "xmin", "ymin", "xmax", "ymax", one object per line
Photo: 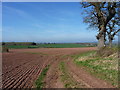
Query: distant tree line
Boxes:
[{"xmin": 2, "ymin": 42, "xmax": 37, "ymax": 46}]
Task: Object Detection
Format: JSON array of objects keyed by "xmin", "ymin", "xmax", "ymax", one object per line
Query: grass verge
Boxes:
[
  {"xmin": 59, "ymin": 62, "xmax": 79, "ymax": 88},
  {"xmin": 35, "ymin": 65, "xmax": 50, "ymax": 89},
  {"xmin": 73, "ymin": 51, "xmax": 118, "ymax": 87}
]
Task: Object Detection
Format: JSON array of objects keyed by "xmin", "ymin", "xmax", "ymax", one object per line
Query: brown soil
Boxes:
[{"xmin": 2, "ymin": 47, "xmax": 115, "ymax": 88}]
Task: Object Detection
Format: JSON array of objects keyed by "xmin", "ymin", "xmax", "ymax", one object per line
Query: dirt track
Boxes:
[{"xmin": 2, "ymin": 47, "xmax": 115, "ymax": 88}]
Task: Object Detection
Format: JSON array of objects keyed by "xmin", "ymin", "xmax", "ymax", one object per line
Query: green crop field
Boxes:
[
  {"xmin": 4, "ymin": 45, "xmax": 39, "ymax": 49},
  {"xmin": 37, "ymin": 44, "xmax": 95, "ymax": 48},
  {"xmin": 3, "ymin": 43, "xmax": 96, "ymax": 49}
]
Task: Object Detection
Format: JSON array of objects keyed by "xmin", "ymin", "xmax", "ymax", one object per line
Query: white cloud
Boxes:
[
  {"xmin": 33, "ymin": 24, "xmax": 43, "ymax": 28},
  {"xmin": 4, "ymin": 6, "xmax": 27, "ymax": 16},
  {"xmin": 3, "ymin": 5, "xmax": 38, "ymax": 22}
]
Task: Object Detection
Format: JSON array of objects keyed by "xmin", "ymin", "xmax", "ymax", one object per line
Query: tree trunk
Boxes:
[
  {"xmin": 97, "ymin": 26, "xmax": 106, "ymax": 49},
  {"xmin": 109, "ymin": 39, "xmax": 112, "ymax": 48},
  {"xmin": 97, "ymin": 34, "xmax": 105, "ymax": 49}
]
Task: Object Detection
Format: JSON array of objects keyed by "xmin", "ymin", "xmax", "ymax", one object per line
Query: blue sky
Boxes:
[{"xmin": 2, "ymin": 2, "xmax": 98, "ymax": 43}]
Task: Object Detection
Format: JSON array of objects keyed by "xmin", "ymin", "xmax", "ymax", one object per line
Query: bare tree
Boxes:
[
  {"xmin": 81, "ymin": 2, "xmax": 118, "ymax": 49},
  {"xmin": 106, "ymin": 18, "xmax": 120, "ymax": 47}
]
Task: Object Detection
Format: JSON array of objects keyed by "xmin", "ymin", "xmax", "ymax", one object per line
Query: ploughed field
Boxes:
[
  {"xmin": 2, "ymin": 47, "xmax": 95, "ymax": 88},
  {"xmin": 2, "ymin": 47, "xmax": 114, "ymax": 88}
]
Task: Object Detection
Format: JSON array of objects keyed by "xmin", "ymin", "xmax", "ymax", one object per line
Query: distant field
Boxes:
[
  {"xmin": 37, "ymin": 44, "xmax": 95, "ymax": 48},
  {"xmin": 4, "ymin": 45, "xmax": 38, "ymax": 49},
  {"xmin": 3, "ymin": 43, "xmax": 96, "ymax": 49}
]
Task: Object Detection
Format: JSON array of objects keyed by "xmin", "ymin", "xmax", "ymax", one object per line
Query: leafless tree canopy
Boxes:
[{"xmin": 81, "ymin": 2, "xmax": 120, "ymax": 48}]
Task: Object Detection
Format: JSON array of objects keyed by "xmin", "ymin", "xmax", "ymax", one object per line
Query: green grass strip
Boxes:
[
  {"xmin": 59, "ymin": 62, "xmax": 78, "ymax": 88},
  {"xmin": 35, "ymin": 65, "xmax": 50, "ymax": 89}
]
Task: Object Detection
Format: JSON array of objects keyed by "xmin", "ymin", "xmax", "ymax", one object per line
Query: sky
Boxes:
[{"xmin": 2, "ymin": 2, "xmax": 99, "ymax": 43}]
